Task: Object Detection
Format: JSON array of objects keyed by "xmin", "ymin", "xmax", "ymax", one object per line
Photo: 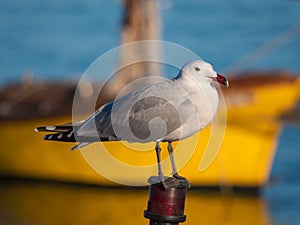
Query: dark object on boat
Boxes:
[{"xmin": 0, "ymin": 81, "xmax": 76, "ymax": 120}]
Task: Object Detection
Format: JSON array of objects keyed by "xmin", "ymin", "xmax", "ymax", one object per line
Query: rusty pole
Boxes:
[{"xmin": 144, "ymin": 177, "xmax": 189, "ymax": 225}]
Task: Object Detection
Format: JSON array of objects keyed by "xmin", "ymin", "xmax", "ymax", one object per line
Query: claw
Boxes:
[
  {"xmin": 173, "ymin": 173, "xmax": 187, "ymax": 180},
  {"xmin": 172, "ymin": 174, "xmax": 191, "ymax": 189}
]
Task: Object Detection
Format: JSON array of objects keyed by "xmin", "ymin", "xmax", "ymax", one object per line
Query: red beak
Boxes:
[{"xmin": 216, "ymin": 74, "xmax": 229, "ymax": 88}]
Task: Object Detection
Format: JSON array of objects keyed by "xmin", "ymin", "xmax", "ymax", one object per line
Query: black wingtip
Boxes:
[
  {"xmin": 35, "ymin": 126, "xmax": 56, "ymax": 132},
  {"xmin": 43, "ymin": 134, "xmax": 52, "ymax": 140},
  {"xmin": 42, "ymin": 131, "xmax": 76, "ymax": 142},
  {"xmin": 35, "ymin": 127, "xmax": 45, "ymax": 132},
  {"xmin": 34, "ymin": 125, "xmax": 73, "ymax": 133}
]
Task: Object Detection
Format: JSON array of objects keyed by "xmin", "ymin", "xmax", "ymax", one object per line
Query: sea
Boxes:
[
  {"xmin": 0, "ymin": 0, "xmax": 300, "ymax": 225},
  {"xmin": 1, "ymin": 0, "xmax": 300, "ymax": 85}
]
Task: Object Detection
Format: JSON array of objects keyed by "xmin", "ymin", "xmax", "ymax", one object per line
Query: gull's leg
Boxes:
[
  {"xmin": 155, "ymin": 142, "xmax": 164, "ymax": 181},
  {"xmin": 167, "ymin": 141, "xmax": 186, "ymax": 180},
  {"xmin": 151, "ymin": 141, "xmax": 190, "ymax": 190}
]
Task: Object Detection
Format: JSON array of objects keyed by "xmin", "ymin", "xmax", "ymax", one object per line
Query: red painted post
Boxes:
[{"xmin": 144, "ymin": 177, "xmax": 189, "ymax": 225}]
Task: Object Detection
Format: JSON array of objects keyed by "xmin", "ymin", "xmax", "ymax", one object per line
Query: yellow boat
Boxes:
[{"xmin": 0, "ymin": 73, "xmax": 299, "ymax": 190}]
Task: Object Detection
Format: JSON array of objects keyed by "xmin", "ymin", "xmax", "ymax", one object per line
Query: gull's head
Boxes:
[{"xmin": 178, "ymin": 60, "xmax": 229, "ymax": 88}]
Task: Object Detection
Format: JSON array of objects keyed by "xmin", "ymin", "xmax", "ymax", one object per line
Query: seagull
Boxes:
[{"xmin": 35, "ymin": 59, "xmax": 229, "ymax": 188}]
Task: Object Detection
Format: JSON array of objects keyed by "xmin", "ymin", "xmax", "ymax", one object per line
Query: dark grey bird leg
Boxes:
[
  {"xmin": 166, "ymin": 141, "xmax": 191, "ymax": 189},
  {"xmin": 150, "ymin": 141, "xmax": 190, "ymax": 190},
  {"xmin": 167, "ymin": 141, "xmax": 186, "ymax": 180},
  {"xmin": 155, "ymin": 142, "xmax": 164, "ymax": 181}
]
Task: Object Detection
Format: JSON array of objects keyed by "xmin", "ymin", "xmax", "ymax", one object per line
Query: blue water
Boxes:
[
  {"xmin": 264, "ymin": 124, "xmax": 300, "ymax": 225},
  {"xmin": 0, "ymin": 0, "xmax": 300, "ymax": 86}
]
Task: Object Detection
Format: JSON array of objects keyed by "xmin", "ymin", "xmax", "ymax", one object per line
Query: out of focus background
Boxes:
[{"xmin": 1, "ymin": 0, "xmax": 300, "ymax": 225}]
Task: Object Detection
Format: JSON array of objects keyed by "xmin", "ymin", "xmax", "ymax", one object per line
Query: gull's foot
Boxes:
[
  {"xmin": 148, "ymin": 176, "xmax": 190, "ymax": 190},
  {"xmin": 172, "ymin": 173, "xmax": 191, "ymax": 190},
  {"xmin": 148, "ymin": 175, "xmax": 168, "ymax": 187},
  {"xmin": 148, "ymin": 176, "xmax": 169, "ymax": 190},
  {"xmin": 173, "ymin": 173, "xmax": 187, "ymax": 180},
  {"xmin": 163, "ymin": 177, "xmax": 190, "ymax": 190}
]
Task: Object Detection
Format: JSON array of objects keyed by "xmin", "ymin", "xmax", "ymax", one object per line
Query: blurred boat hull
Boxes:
[{"xmin": 0, "ymin": 74, "xmax": 299, "ymax": 190}]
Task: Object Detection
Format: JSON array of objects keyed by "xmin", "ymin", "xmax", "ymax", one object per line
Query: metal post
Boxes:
[{"xmin": 144, "ymin": 177, "xmax": 189, "ymax": 225}]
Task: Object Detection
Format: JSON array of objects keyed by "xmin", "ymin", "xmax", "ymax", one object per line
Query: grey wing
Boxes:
[
  {"xmin": 76, "ymin": 101, "xmax": 117, "ymax": 139},
  {"xmin": 129, "ymin": 96, "xmax": 181, "ymax": 141},
  {"xmin": 110, "ymin": 81, "xmax": 197, "ymax": 142},
  {"xmin": 76, "ymin": 80, "xmax": 196, "ymax": 142}
]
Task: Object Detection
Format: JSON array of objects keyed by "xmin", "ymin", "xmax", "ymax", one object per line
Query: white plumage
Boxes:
[{"xmin": 35, "ymin": 59, "xmax": 229, "ymax": 188}]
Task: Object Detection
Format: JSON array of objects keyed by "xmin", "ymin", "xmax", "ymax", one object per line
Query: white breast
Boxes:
[{"xmin": 171, "ymin": 79, "xmax": 219, "ymax": 140}]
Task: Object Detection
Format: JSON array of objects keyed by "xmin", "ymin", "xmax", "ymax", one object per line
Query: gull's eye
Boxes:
[{"xmin": 194, "ymin": 67, "xmax": 200, "ymax": 71}]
